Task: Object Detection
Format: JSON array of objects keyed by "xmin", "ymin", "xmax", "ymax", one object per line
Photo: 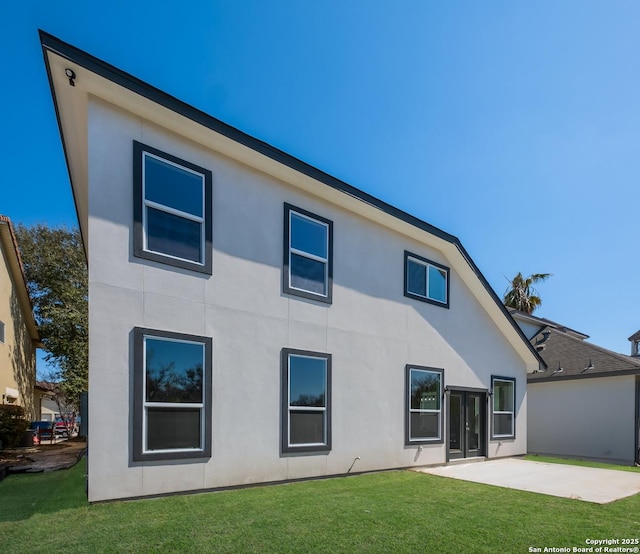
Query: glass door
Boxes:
[{"xmin": 448, "ymin": 391, "xmax": 486, "ymax": 460}]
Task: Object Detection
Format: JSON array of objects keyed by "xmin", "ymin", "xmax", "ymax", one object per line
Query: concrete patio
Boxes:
[{"xmin": 415, "ymin": 458, "xmax": 640, "ymax": 504}]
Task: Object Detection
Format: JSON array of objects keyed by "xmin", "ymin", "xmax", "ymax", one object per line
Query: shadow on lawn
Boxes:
[{"xmin": 0, "ymin": 458, "xmax": 87, "ymax": 522}]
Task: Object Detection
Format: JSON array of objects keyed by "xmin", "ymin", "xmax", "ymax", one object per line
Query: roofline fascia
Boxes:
[
  {"xmin": 455, "ymin": 244, "xmax": 546, "ymax": 370},
  {"xmin": 529, "ymin": 368, "xmax": 640, "ymax": 383},
  {"xmin": 39, "ymin": 31, "xmax": 87, "ymax": 260},
  {"xmin": 510, "ymin": 308, "xmax": 589, "ymax": 340},
  {"xmin": 39, "ymin": 30, "xmax": 545, "ymax": 370}
]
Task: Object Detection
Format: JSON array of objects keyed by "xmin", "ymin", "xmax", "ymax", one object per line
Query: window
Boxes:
[
  {"xmin": 283, "ymin": 204, "xmax": 333, "ymax": 303},
  {"xmin": 491, "ymin": 376, "xmax": 515, "ymax": 439},
  {"xmin": 0, "ymin": 320, "xmax": 4, "ymax": 343},
  {"xmin": 404, "ymin": 251, "xmax": 449, "ymax": 308},
  {"xmin": 406, "ymin": 366, "xmax": 443, "ymax": 444},
  {"xmin": 281, "ymin": 348, "xmax": 331, "ymax": 453},
  {"xmin": 133, "ymin": 142, "xmax": 213, "ymax": 274},
  {"xmin": 133, "ymin": 328, "xmax": 212, "ymax": 461}
]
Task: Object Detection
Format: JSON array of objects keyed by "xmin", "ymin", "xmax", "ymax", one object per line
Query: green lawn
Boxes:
[
  {"xmin": 1, "ymin": 459, "xmax": 639, "ymax": 553},
  {"xmin": 525, "ymin": 454, "xmax": 640, "ymax": 473}
]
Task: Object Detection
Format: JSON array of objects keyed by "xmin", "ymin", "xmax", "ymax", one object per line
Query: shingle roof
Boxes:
[
  {"xmin": 628, "ymin": 330, "xmax": 640, "ymax": 342},
  {"xmin": 528, "ymin": 327, "xmax": 640, "ymax": 382}
]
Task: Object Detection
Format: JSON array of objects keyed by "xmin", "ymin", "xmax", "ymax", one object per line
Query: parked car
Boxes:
[{"xmin": 54, "ymin": 418, "xmax": 69, "ymax": 438}]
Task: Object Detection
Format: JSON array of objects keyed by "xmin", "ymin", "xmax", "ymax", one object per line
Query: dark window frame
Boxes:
[
  {"xmin": 281, "ymin": 348, "xmax": 332, "ymax": 454},
  {"xmin": 283, "ymin": 203, "xmax": 333, "ymax": 304},
  {"xmin": 490, "ymin": 375, "xmax": 516, "ymax": 440},
  {"xmin": 132, "ymin": 327, "xmax": 212, "ymax": 462},
  {"xmin": 133, "ymin": 141, "xmax": 213, "ymax": 275},
  {"xmin": 0, "ymin": 320, "xmax": 4, "ymax": 343},
  {"xmin": 405, "ymin": 365, "xmax": 445, "ymax": 445},
  {"xmin": 404, "ymin": 251, "xmax": 450, "ymax": 308}
]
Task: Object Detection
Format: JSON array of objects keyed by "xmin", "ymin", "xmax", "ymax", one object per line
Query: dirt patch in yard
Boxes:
[{"xmin": 0, "ymin": 438, "xmax": 86, "ymax": 473}]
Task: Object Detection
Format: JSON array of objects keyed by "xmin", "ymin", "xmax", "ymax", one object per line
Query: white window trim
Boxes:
[
  {"xmin": 408, "ymin": 367, "xmax": 442, "ymax": 442},
  {"xmin": 406, "ymin": 255, "xmax": 448, "ymax": 304},
  {"xmin": 142, "ymin": 334, "xmax": 206, "ymax": 455},
  {"xmin": 142, "ymin": 151, "xmax": 207, "ymax": 266},
  {"xmin": 287, "ymin": 354, "xmax": 328, "ymax": 448},
  {"xmin": 288, "ymin": 210, "xmax": 329, "ymax": 298},
  {"xmin": 492, "ymin": 377, "xmax": 515, "ymax": 439}
]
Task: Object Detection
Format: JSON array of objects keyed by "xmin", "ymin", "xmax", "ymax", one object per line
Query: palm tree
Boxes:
[{"xmin": 503, "ymin": 272, "xmax": 551, "ymax": 314}]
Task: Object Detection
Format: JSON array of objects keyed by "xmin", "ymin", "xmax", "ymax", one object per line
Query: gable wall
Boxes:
[
  {"xmin": 515, "ymin": 319, "xmax": 544, "ymax": 340},
  {"xmin": 87, "ymin": 98, "xmax": 529, "ymax": 501}
]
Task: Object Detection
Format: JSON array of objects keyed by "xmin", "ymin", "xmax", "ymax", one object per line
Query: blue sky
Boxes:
[{"xmin": 2, "ymin": 1, "xmax": 639, "ymax": 365}]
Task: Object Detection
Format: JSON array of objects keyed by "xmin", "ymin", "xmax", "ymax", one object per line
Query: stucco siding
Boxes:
[
  {"xmin": 528, "ymin": 375, "xmax": 636, "ymax": 465},
  {"xmin": 0, "ymin": 240, "xmax": 36, "ymax": 419},
  {"xmin": 87, "ymin": 98, "xmax": 529, "ymax": 501}
]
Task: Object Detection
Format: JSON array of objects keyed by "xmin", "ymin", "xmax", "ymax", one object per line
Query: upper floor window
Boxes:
[
  {"xmin": 491, "ymin": 376, "xmax": 515, "ymax": 439},
  {"xmin": 404, "ymin": 251, "xmax": 449, "ymax": 308},
  {"xmin": 133, "ymin": 327, "xmax": 212, "ymax": 461},
  {"xmin": 133, "ymin": 142, "xmax": 213, "ymax": 274},
  {"xmin": 0, "ymin": 320, "xmax": 4, "ymax": 343},
  {"xmin": 283, "ymin": 204, "xmax": 333, "ymax": 304}
]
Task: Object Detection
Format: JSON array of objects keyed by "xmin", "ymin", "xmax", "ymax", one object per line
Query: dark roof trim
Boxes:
[
  {"xmin": 39, "ymin": 32, "xmax": 86, "ymax": 257},
  {"xmin": 39, "ymin": 30, "xmax": 544, "ymax": 370},
  {"xmin": 508, "ymin": 308, "xmax": 589, "ymax": 340},
  {"xmin": 529, "ymin": 368, "xmax": 640, "ymax": 383},
  {"xmin": 628, "ymin": 330, "xmax": 640, "ymax": 342}
]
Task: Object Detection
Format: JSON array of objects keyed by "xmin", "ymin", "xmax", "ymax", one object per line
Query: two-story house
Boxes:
[
  {"xmin": 511, "ymin": 309, "xmax": 640, "ymax": 466},
  {"xmin": 0, "ymin": 215, "xmax": 40, "ymax": 420},
  {"xmin": 41, "ymin": 32, "xmax": 543, "ymax": 502}
]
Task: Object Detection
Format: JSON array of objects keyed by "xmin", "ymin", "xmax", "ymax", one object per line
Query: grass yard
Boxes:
[
  {"xmin": 1, "ymin": 459, "xmax": 639, "ymax": 553},
  {"xmin": 525, "ymin": 454, "xmax": 640, "ymax": 473}
]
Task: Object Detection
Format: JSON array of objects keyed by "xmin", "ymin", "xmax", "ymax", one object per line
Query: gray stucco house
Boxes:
[
  {"xmin": 511, "ymin": 309, "xmax": 640, "ymax": 466},
  {"xmin": 41, "ymin": 32, "xmax": 542, "ymax": 502}
]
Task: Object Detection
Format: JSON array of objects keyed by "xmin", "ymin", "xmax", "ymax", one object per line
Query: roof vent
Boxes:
[
  {"xmin": 535, "ymin": 330, "xmax": 551, "ymax": 346},
  {"xmin": 581, "ymin": 359, "xmax": 594, "ymax": 373}
]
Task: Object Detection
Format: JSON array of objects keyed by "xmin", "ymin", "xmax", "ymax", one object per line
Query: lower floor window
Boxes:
[
  {"xmin": 406, "ymin": 366, "xmax": 443, "ymax": 444},
  {"xmin": 133, "ymin": 328, "xmax": 212, "ymax": 461},
  {"xmin": 282, "ymin": 348, "xmax": 331, "ymax": 453},
  {"xmin": 492, "ymin": 376, "xmax": 515, "ymax": 439}
]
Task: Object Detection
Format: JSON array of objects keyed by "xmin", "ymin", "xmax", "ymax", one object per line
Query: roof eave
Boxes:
[{"xmin": 529, "ymin": 368, "xmax": 640, "ymax": 383}]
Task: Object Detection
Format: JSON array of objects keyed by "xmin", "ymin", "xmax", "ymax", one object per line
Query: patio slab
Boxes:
[{"xmin": 415, "ymin": 458, "xmax": 640, "ymax": 504}]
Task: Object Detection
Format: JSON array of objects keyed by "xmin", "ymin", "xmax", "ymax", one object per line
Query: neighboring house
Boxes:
[
  {"xmin": 41, "ymin": 32, "xmax": 543, "ymax": 503},
  {"xmin": 511, "ymin": 309, "xmax": 640, "ymax": 466},
  {"xmin": 630, "ymin": 330, "xmax": 640, "ymax": 357},
  {"xmin": 34, "ymin": 381, "xmax": 60, "ymax": 421},
  {"xmin": 0, "ymin": 215, "xmax": 40, "ymax": 420}
]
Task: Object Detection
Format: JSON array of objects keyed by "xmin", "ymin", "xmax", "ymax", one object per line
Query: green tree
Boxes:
[
  {"xmin": 15, "ymin": 224, "xmax": 88, "ymax": 411},
  {"xmin": 503, "ymin": 272, "xmax": 551, "ymax": 314}
]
